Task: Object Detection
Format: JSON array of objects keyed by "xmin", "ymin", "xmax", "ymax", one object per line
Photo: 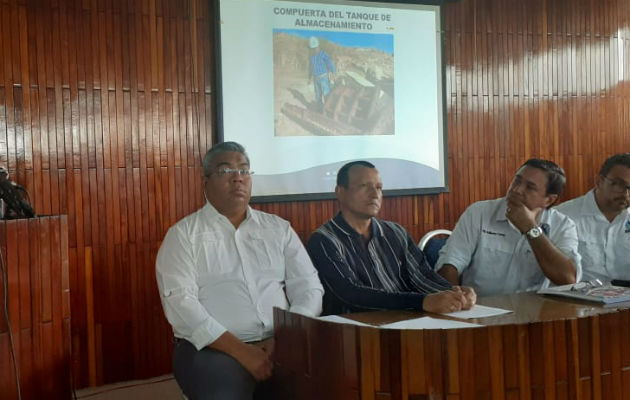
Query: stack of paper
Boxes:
[
  {"xmin": 538, "ymin": 283, "xmax": 630, "ymax": 304},
  {"xmin": 380, "ymin": 317, "xmax": 482, "ymax": 330},
  {"xmin": 317, "ymin": 315, "xmax": 373, "ymax": 327},
  {"xmin": 441, "ymin": 304, "xmax": 513, "ymax": 319},
  {"xmin": 316, "ymin": 304, "xmax": 513, "ymax": 330}
]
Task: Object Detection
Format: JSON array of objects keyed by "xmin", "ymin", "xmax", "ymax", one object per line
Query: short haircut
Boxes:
[
  {"xmin": 201, "ymin": 141, "xmax": 250, "ymax": 177},
  {"xmin": 336, "ymin": 161, "xmax": 376, "ymax": 188},
  {"xmin": 599, "ymin": 153, "xmax": 630, "ymax": 177},
  {"xmin": 519, "ymin": 158, "xmax": 566, "ymax": 198}
]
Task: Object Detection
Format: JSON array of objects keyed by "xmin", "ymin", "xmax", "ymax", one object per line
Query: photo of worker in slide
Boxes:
[
  {"xmin": 273, "ymin": 29, "xmax": 394, "ymax": 137},
  {"xmin": 308, "ymin": 36, "xmax": 336, "ymax": 112}
]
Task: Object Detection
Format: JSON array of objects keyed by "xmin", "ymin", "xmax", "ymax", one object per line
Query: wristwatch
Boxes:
[{"xmin": 525, "ymin": 226, "xmax": 543, "ymax": 239}]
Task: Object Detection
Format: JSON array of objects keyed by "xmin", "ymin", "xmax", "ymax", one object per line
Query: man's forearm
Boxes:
[
  {"xmin": 323, "ymin": 273, "xmax": 427, "ymax": 311},
  {"xmin": 437, "ymin": 264, "xmax": 460, "ymax": 285},
  {"xmin": 527, "ymin": 235, "xmax": 576, "ymax": 284}
]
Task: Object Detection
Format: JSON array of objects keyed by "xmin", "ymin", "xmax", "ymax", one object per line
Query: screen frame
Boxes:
[{"xmin": 214, "ymin": 0, "xmax": 450, "ymax": 203}]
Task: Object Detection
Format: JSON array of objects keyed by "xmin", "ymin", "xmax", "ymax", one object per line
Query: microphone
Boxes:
[{"xmin": 0, "ymin": 168, "xmax": 36, "ymax": 219}]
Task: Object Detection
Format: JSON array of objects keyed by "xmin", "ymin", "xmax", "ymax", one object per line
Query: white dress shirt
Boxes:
[
  {"xmin": 156, "ymin": 203, "xmax": 323, "ymax": 350},
  {"xmin": 435, "ymin": 198, "xmax": 582, "ymax": 296},
  {"xmin": 555, "ymin": 190, "xmax": 630, "ymax": 282}
]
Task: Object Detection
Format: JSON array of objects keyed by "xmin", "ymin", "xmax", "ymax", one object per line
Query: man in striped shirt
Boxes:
[{"xmin": 307, "ymin": 161, "xmax": 476, "ymax": 315}]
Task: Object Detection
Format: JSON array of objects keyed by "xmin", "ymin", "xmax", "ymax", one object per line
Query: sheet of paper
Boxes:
[
  {"xmin": 441, "ymin": 304, "xmax": 513, "ymax": 319},
  {"xmin": 380, "ymin": 316, "xmax": 482, "ymax": 330},
  {"xmin": 317, "ymin": 315, "xmax": 373, "ymax": 327}
]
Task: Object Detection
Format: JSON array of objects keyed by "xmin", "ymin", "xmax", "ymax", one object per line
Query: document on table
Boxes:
[
  {"xmin": 380, "ymin": 317, "xmax": 482, "ymax": 330},
  {"xmin": 538, "ymin": 283, "xmax": 630, "ymax": 304},
  {"xmin": 441, "ymin": 304, "xmax": 513, "ymax": 319},
  {"xmin": 317, "ymin": 315, "xmax": 374, "ymax": 327}
]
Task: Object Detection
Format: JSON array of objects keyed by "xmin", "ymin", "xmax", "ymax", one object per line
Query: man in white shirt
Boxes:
[
  {"xmin": 555, "ymin": 153, "xmax": 630, "ymax": 282},
  {"xmin": 156, "ymin": 142, "xmax": 323, "ymax": 400},
  {"xmin": 436, "ymin": 159, "xmax": 581, "ymax": 296}
]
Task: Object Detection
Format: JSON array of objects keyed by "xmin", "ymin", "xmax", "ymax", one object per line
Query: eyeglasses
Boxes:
[
  {"xmin": 208, "ymin": 168, "xmax": 254, "ymax": 178},
  {"xmin": 602, "ymin": 175, "xmax": 630, "ymax": 193}
]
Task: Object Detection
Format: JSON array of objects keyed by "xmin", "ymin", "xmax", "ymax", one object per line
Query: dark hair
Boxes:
[
  {"xmin": 201, "ymin": 141, "xmax": 250, "ymax": 177},
  {"xmin": 520, "ymin": 158, "xmax": 566, "ymax": 197},
  {"xmin": 599, "ymin": 153, "xmax": 630, "ymax": 177},
  {"xmin": 336, "ymin": 161, "xmax": 376, "ymax": 188}
]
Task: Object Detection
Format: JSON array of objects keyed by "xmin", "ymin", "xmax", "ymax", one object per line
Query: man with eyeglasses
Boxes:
[
  {"xmin": 156, "ymin": 141, "xmax": 323, "ymax": 400},
  {"xmin": 555, "ymin": 153, "xmax": 630, "ymax": 283},
  {"xmin": 436, "ymin": 159, "xmax": 581, "ymax": 296},
  {"xmin": 307, "ymin": 161, "xmax": 477, "ymax": 316}
]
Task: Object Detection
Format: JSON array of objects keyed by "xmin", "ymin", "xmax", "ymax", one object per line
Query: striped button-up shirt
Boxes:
[{"xmin": 307, "ymin": 213, "xmax": 452, "ymax": 315}]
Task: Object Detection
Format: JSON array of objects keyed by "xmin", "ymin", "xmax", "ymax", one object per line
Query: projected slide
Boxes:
[
  {"xmin": 218, "ymin": 0, "xmax": 446, "ymax": 200},
  {"xmin": 273, "ymin": 29, "xmax": 395, "ymax": 137}
]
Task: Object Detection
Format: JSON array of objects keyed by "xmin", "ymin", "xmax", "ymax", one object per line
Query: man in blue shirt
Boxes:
[
  {"xmin": 308, "ymin": 36, "xmax": 335, "ymax": 111},
  {"xmin": 307, "ymin": 161, "xmax": 476, "ymax": 315}
]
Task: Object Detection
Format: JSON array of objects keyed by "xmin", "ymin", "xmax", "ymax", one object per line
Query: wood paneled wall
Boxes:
[
  {"xmin": 0, "ymin": 217, "xmax": 71, "ymax": 399},
  {"xmin": 0, "ymin": 0, "xmax": 628, "ymax": 389},
  {"xmin": 0, "ymin": 0, "xmax": 214, "ymax": 388}
]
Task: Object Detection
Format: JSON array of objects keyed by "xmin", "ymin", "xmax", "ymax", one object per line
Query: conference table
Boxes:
[{"xmin": 273, "ymin": 292, "xmax": 630, "ymax": 399}]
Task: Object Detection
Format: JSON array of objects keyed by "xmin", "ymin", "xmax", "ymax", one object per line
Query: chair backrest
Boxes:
[{"xmin": 418, "ymin": 229, "xmax": 452, "ymax": 268}]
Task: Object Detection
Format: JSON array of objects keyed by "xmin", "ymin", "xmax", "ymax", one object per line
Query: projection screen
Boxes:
[{"xmin": 216, "ymin": 0, "xmax": 447, "ymax": 201}]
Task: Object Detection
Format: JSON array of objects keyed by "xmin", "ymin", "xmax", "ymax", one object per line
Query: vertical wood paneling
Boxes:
[
  {"xmin": 0, "ymin": 0, "xmax": 214, "ymax": 389},
  {"xmin": 274, "ymin": 306, "xmax": 630, "ymax": 400},
  {"xmin": 0, "ymin": 0, "xmax": 628, "ymax": 390},
  {"xmin": 0, "ymin": 217, "xmax": 70, "ymax": 398}
]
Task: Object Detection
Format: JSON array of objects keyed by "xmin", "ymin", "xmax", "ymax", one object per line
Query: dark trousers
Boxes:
[{"xmin": 173, "ymin": 339, "xmax": 275, "ymax": 400}]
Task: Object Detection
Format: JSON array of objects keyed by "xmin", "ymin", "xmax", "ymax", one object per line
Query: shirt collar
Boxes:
[
  {"xmin": 202, "ymin": 201, "xmax": 253, "ymax": 225},
  {"xmin": 494, "ymin": 198, "xmax": 509, "ymax": 222},
  {"xmin": 584, "ymin": 189, "xmax": 630, "ymax": 219},
  {"xmin": 581, "ymin": 189, "xmax": 604, "ymax": 217},
  {"xmin": 333, "ymin": 212, "xmax": 384, "ymax": 238}
]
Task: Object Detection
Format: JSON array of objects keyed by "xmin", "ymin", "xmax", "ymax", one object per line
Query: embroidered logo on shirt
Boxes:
[
  {"xmin": 482, "ymin": 228, "xmax": 505, "ymax": 237},
  {"xmin": 624, "ymin": 218, "xmax": 630, "ymax": 233}
]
